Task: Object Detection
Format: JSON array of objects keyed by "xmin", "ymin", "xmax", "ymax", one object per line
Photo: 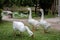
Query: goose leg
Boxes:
[
  {"xmin": 32, "ymin": 26, "xmax": 35, "ymax": 32},
  {"xmin": 20, "ymin": 32, "xmax": 23, "ymax": 37},
  {"xmin": 13, "ymin": 30, "xmax": 16, "ymax": 37},
  {"xmin": 44, "ymin": 28, "xmax": 48, "ymax": 33}
]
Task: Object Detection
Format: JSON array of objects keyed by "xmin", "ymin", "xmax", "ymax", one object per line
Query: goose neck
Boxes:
[
  {"xmin": 29, "ymin": 9, "xmax": 32, "ymax": 19},
  {"xmin": 25, "ymin": 26, "xmax": 33, "ymax": 36},
  {"xmin": 41, "ymin": 11, "xmax": 44, "ymax": 20}
]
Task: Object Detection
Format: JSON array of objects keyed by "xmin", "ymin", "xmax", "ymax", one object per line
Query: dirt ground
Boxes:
[{"xmin": 2, "ymin": 17, "xmax": 60, "ymax": 30}]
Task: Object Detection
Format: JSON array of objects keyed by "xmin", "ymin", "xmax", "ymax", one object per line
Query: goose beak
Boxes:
[
  {"xmin": 27, "ymin": 8, "xmax": 31, "ymax": 10},
  {"xmin": 40, "ymin": 9, "xmax": 43, "ymax": 12}
]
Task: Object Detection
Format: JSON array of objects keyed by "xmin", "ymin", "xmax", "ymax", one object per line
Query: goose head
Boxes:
[
  {"xmin": 40, "ymin": 9, "xmax": 43, "ymax": 13},
  {"xmin": 27, "ymin": 8, "xmax": 31, "ymax": 11},
  {"xmin": 25, "ymin": 26, "xmax": 33, "ymax": 37}
]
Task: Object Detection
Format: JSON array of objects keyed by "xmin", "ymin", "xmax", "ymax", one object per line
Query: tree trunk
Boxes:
[
  {"xmin": 0, "ymin": 16, "xmax": 2, "ymax": 21},
  {"xmin": 51, "ymin": 2, "xmax": 55, "ymax": 16},
  {"xmin": 58, "ymin": 0, "xmax": 60, "ymax": 16},
  {"xmin": 0, "ymin": 9, "xmax": 2, "ymax": 22}
]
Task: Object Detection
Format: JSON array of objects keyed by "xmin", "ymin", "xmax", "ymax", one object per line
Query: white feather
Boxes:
[
  {"xmin": 13, "ymin": 21, "xmax": 33, "ymax": 36},
  {"xmin": 13, "ymin": 21, "xmax": 25, "ymax": 32},
  {"xmin": 27, "ymin": 8, "xmax": 39, "ymax": 29},
  {"xmin": 39, "ymin": 9, "xmax": 51, "ymax": 30}
]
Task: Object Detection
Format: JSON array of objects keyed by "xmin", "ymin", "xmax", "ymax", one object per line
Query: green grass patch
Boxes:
[
  {"xmin": 12, "ymin": 12, "xmax": 28, "ymax": 19},
  {"xmin": 0, "ymin": 21, "xmax": 60, "ymax": 40},
  {"xmin": 45, "ymin": 10, "xmax": 58, "ymax": 18}
]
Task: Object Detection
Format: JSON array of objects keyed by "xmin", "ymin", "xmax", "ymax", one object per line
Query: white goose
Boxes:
[
  {"xmin": 39, "ymin": 9, "xmax": 51, "ymax": 33},
  {"xmin": 27, "ymin": 8, "xmax": 39, "ymax": 31},
  {"xmin": 13, "ymin": 21, "xmax": 33, "ymax": 37}
]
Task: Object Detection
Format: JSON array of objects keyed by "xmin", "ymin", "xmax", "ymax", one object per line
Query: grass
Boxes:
[
  {"xmin": 45, "ymin": 12, "xmax": 58, "ymax": 18},
  {"xmin": 0, "ymin": 21, "xmax": 60, "ymax": 40}
]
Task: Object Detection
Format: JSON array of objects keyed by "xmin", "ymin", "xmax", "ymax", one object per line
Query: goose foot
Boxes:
[{"xmin": 13, "ymin": 30, "xmax": 16, "ymax": 37}]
